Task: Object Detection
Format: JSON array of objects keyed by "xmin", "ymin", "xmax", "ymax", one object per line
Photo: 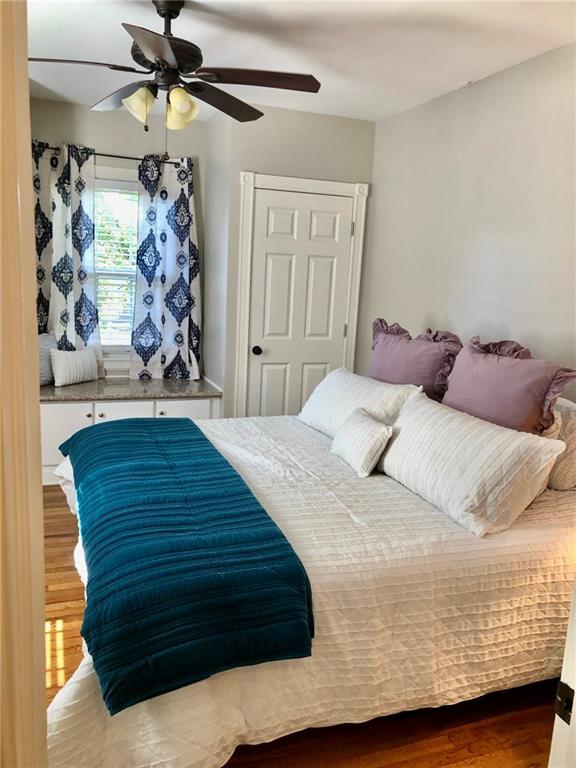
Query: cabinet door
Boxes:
[
  {"xmin": 155, "ymin": 399, "xmax": 212, "ymax": 420},
  {"xmin": 94, "ymin": 401, "xmax": 155, "ymax": 423},
  {"xmin": 41, "ymin": 403, "xmax": 93, "ymax": 467}
]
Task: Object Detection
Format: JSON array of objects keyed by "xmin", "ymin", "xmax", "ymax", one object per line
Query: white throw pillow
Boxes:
[
  {"xmin": 298, "ymin": 368, "xmax": 419, "ymax": 438},
  {"xmin": 331, "ymin": 408, "xmax": 393, "ymax": 478},
  {"xmin": 38, "ymin": 333, "xmax": 58, "ymax": 385},
  {"xmin": 380, "ymin": 393, "xmax": 565, "ymax": 536},
  {"xmin": 50, "ymin": 348, "xmax": 99, "ymax": 387},
  {"xmin": 548, "ymin": 398, "xmax": 576, "ymax": 490}
]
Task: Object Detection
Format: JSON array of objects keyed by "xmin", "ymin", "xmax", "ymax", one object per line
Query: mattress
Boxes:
[{"xmin": 48, "ymin": 415, "xmax": 576, "ymax": 768}]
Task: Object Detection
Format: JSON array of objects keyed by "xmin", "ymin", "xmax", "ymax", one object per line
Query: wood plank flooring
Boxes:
[
  {"xmin": 44, "ymin": 484, "xmax": 85, "ymax": 705},
  {"xmin": 44, "ymin": 486, "xmax": 557, "ymax": 767}
]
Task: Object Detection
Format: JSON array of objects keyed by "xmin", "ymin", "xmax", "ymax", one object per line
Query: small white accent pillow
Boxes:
[
  {"xmin": 38, "ymin": 333, "xmax": 58, "ymax": 385},
  {"xmin": 298, "ymin": 368, "xmax": 420, "ymax": 438},
  {"xmin": 50, "ymin": 348, "xmax": 99, "ymax": 387},
  {"xmin": 331, "ymin": 409, "xmax": 393, "ymax": 478},
  {"xmin": 549, "ymin": 398, "xmax": 576, "ymax": 490},
  {"xmin": 380, "ymin": 393, "xmax": 565, "ymax": 536}
]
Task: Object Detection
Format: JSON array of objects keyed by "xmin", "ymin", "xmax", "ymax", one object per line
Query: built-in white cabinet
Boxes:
[
  {"xmin": 94, "ymin": 401, "xmax": 154, "ymax": 422},
  {"xmin": 40, "ymin": 402, "xmax": 94, "ymax": 467},
  {"xmin": 155, "ymin": 399, "xmax": 212, "ymax": 420},
  {"xmin": 41, "ymin": 397, "xmax": 220, "ymax": 484}
]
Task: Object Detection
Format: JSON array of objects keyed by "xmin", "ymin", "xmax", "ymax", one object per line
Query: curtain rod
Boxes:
[{"xmin": 45, "ymin": 146, "xmax": 180, "ymax": 167}]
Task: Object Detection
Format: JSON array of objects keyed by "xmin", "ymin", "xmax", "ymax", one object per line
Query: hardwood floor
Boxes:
[
  {"xmin": 44, "ymin": 486, "xmax": 557, "ymax": 767},
  {"xmin": 44, "ymin": 484, "xmax": 84, "ymax": 706}
]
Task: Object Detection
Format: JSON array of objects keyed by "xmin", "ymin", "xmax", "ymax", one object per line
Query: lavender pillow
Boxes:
[
  {"xmin": 443, "ymin": 337, "xmax": 576, "ymax": 434},
  {"xmin": 369, "ymin": 319, "xmax": 462, "ymax": 400}
]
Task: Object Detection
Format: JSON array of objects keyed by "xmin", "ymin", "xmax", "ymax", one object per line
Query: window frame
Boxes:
[{"xmin": 93, "ymin": 166, "xmax": 139, "ymax": 362}]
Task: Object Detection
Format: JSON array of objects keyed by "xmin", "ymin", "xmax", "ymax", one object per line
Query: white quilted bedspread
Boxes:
[{"xmin": 48, "ymin": 416, "xmax": 576, "ymax": 768}]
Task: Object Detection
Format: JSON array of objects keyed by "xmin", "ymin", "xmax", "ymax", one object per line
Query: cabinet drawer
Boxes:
[
  {"xmin": 41, "ymin": 403, "xmax": 93, "ymax": 467},
  {"xmin": 155, "ymin": 399, "xmax": 212, "ymax": 420},
  {"xmin": 94, "ymin": 401, "xmax": 155, "ymax": 422}
]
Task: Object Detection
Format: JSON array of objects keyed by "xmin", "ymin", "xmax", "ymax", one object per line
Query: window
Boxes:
[{"xmin": 94, "ymin": 178, "xmax": 139, "ymax": 348}]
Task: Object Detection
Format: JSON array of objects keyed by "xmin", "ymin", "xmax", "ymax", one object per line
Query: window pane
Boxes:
[
  {"xmin": 95, "ymin": 189, "xmax": 138, "ymax": 272},
  {"xmin": 96, "ymin": 275, "xmax": 136, "ymax": 346},
  {"xmin": 94, "ymin": 187, "xmax": 139, "ymax": 347}
]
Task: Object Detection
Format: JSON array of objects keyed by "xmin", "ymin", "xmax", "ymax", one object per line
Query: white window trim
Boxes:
[{"xmin": 94, "ymin": 166, "xmax": 139, "ymax": 375}]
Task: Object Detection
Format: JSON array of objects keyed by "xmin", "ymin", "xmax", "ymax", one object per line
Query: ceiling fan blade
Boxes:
[
  {"xmin": 28, "ymin": 57, "xmax": 151, "ymax": 74},
  {"xmin": 194, "ymin": 68, "xmax": 321, "ymax": 93},
  {"xmin": 122, "ymin": 24, "xmax": 178, "ymax": 69},
  {"xmin": 184, "ymin": 81, "xmax": 263, "ymax": 122},
  {"xmin": 91, "ymin": 81, "xmax": 153, "ymax": 111}
]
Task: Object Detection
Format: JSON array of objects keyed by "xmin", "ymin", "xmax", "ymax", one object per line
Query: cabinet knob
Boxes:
[
  {"xmin": 252, "ymin": 345, "xmax": 263, "ymax": 356},
  {"xmin": 158, "ymin": 410, "xmax": 166, "ymax": 416},
  {"xmin": 98, "ymin": 412, "xmax": 105, "ymax": 418},
  {"xmin": 86, "ymin": 413, "xmax": 91, "ymax": 418}
]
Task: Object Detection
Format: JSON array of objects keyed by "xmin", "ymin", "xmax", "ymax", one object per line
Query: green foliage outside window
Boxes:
[{"xmin": 94, "ymin": 188, "xmax": 138, "ymax": 346}]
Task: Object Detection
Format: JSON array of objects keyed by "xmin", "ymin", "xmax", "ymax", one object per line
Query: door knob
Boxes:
[{"xmin": 252, "ymin": 345, "xmax": 263, "ymax": 356}]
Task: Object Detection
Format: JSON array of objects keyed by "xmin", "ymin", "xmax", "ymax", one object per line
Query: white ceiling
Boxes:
[{"xmin": 28, "ymin": 1, "xmax": 576, "ymax": 123}]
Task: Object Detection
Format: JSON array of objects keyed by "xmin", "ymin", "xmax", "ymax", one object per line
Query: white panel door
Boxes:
[
  {"xmin": 40, "ymin": 402, "xmax": 94, "ymax": 467},
  {"xmin": 94, "ymin": 400, "xmax": 154, "ymax": 423},
  {"xmin": 247, "ymin": 189, "xmax": 354, "ymax": 416}
]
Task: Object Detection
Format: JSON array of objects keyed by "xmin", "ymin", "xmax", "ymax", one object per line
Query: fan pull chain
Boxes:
[{"xmin": 162, "ymin": 98, "xmax": 169, "ymax": 161}]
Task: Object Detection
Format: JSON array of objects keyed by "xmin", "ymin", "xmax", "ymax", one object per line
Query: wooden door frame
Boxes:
[{"xmin": 234, "ymin": 171, "xmax": 369, "ymax": 418}]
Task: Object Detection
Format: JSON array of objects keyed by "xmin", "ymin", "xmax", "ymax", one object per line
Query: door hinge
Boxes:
[
  {"xmin": 343, "ymin": 323, "xmax": 348, "ymax": 338},
  {"xmin": 555, "ymin": 679, "xmax": 574, "ymax": 725},
  {"xmin": 350, "ymin": 221, "xmax": 356, "ymax": 237}
]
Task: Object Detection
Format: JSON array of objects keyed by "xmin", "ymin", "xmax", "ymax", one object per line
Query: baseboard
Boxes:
[{"xmin": 42, "ymin": 466, "xmax": 59, "ymax": 486}]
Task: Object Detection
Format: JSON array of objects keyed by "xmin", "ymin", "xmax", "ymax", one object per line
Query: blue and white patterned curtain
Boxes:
[
  {"xmin": 130, "ymin": 155, "xmax": 201, "ymax": 380},
  {"xmin": 33, "ymin": 140, "xmax": 101, "ymax": 352}
]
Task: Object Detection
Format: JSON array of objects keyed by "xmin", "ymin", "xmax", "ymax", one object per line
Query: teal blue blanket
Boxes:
[{"xmin": 60, "ymin": 418, "xmax": 314, "ymax": 714}]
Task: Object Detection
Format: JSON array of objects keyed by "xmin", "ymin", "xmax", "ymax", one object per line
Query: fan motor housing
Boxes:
[
  {"xmin": 131, "ymin": 37, "xmax": 203, "ymax": 74},
  {"xmin": 152, "ymin": 0, "xmax": 184, "ymax": 19}
]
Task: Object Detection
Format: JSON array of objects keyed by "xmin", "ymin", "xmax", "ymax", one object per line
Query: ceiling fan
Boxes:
[{"xmin": 29, "ymin": 0, "xmax": 321, "ymax": 129}]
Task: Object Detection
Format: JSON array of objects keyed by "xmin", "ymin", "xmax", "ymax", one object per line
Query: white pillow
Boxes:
[
  {"xmin": 331, "ymin": 408, "xmax": 393, "ymax": 478},
  {"xmin": 549, "ymin": 398, "xmax": 576, "ymax": 490},
  {"xmin": 298, "ymin": 368, "xmax": 419, "ymax": 438},
  {"xmin": 50, "ymin": 348, "xmax": 98, "ymax": 387},
  {"xmin": 38, "ymin": 333, "xmax": 58, "ymax": 385},
  {"xmin": 380, "ymin": 393, "xmax": 565, "ymax": 536}
]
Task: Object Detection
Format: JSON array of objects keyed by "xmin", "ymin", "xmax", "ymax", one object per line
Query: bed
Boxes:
[{"xmin": 48, "ymin": 414, "xmax": 576, "ymax": 768}]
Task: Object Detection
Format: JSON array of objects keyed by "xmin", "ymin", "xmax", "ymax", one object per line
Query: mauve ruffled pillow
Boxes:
[
  {"xmin": 442, "ymin": 337, "xmax": 576, "ymax": 434},
  {"xmin": 369, "ymin": 319, "xmax": 462, "ymax": 400}
]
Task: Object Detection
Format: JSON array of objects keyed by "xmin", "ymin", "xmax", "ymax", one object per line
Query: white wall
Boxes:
[
  {"xmin": 201, "ymin": 113, "xmax": 231, "ymax": 388},
  {"xmin": 222, "ymin": 105, "xmax": 375, "ymax": 412},
  {"xmin": 358, "ymin": 44, "xmax": 576, "ymax": 392}
]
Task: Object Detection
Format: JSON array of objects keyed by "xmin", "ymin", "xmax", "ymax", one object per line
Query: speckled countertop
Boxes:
[{"xmin": 40, "ymin": 377, "xmax": 222, "ymax": 403}]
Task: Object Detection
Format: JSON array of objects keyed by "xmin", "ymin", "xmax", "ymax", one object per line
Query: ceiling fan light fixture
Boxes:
[
  {"xmin": 122, "ymin": 84, "xmax": 157, "ymax": 123},
  {"xmin": 30, "ymin": 0, "xmax": 320, "ymax": 125},
  {"xmin": 169, "ymin": 85, "xmax": 195, "ymax": 115},
  {"xmin": 166, "ymin": 98, "xmax": 199, "ymax": 130}
]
